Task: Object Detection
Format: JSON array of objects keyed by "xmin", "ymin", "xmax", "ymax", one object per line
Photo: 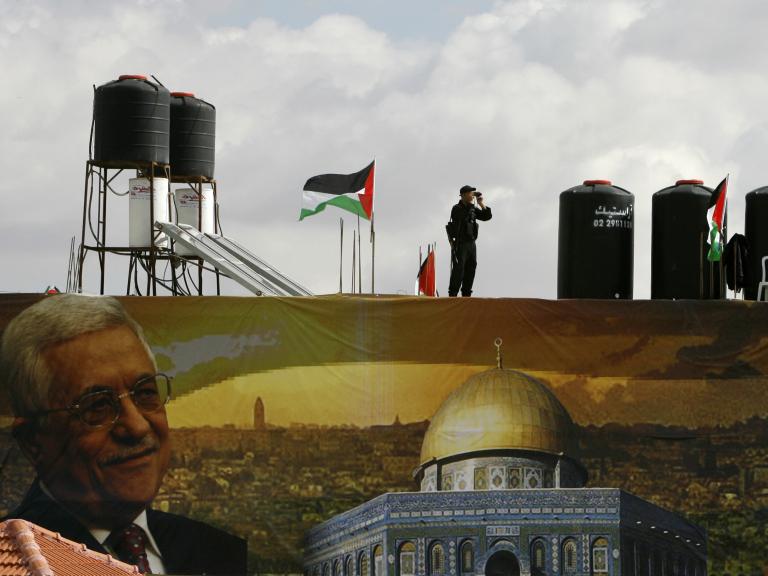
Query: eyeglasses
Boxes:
[{"xmin": 36, "ymin": 373, "xmax": 172, "ymax": 429}]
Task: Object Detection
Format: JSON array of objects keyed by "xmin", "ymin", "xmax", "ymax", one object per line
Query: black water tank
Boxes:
[
  {"xmin": 558, "ymin": 180, "xmax": 634, "ymax": 299},
  {"xmin": 651, "ymin": 180, "xmax": 725, "ymax": 299},
  {"xmin": 745, "ymin": 186, "xmax": 768, "ymax": 300},
  {"xmin": 169, "ymin": 92, "xmax": 216, "ymax": 179},
  {"xmin": 93, "ymin": 75, "xmax": 170, "ymax": 165}
]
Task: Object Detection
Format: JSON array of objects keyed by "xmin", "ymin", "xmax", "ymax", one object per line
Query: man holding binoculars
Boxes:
[{"xmin": 446, "ymin": 185, "xmax": 492, "ymax": 297}]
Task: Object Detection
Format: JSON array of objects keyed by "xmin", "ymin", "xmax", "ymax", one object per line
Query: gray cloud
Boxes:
[{"xmin": 1, "ymin": 0, "xmax": 765, "ymax": 298}]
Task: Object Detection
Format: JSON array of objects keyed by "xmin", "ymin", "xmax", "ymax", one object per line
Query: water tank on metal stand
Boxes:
[
  {"xmin": 129, "ymin": 177, "xmax": 170, "ymax": 248},
  {"xmin": 173, "ymin": 185, "xmax": 215, "ymax": 256},
  {"xmin": 745, "ymin": 186, "xmax": 768, "ymax": 300},
  {"xmin": 93, "ymin": 75, "xmax": 170, "ymax": 165},
  {"xmin": 557, "ymin": 180, "xmax": 634, "ymax": 299},
  {"xmin": 169, "ymin": 92, "xmax": 216, "ymax": 179},
  {"xmin": 651, "ymin": 180, "xmax": 725, "ymax": 299}
]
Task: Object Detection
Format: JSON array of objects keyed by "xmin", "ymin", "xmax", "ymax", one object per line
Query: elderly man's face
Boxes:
[{"xmin": 30, "ymin": 325, "xmax": 170, "ymax": 528}]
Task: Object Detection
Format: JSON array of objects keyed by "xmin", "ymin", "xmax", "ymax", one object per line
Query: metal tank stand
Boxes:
[{"xmin": 77, "ymin": 159, "xmax": 171, "ymax": 296}]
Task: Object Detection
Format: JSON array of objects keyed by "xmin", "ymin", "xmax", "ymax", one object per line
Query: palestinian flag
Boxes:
[
  {"xmin": 300, "ymin": 160, "xmax": 375, "ymax": 221},
  {"xmin": 416, "ymin": 247, "xmax": 436, "ymax": 297},
  {"xmin": 706, "ymin": 175, "xmax": 728, "ymax": 262}
]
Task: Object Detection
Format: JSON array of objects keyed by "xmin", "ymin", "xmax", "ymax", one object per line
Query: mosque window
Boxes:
[
  {"xmin": 474, "ymin": 467, "xmax": 488, "ymax": 490},
  {"xmin": 346, "ymin": 556, "xmax": 354, "ymax": 576},
  {"xmin": 543, "ymin": 469, "xmax": 554, "ymax": 488},
  {"xmin": 323, "ymin": 564, "xmax": 330, "ymax": 576},
  {"xmin": 531, "ymin": 539, "xmax": 546, "ymax": 576},
  {"xmin": 399, "ymin": 542, "xmax": 416, "ymax": 576},
  {"xmin": 591, "ymin": 538, "xmax": 609, "ymax": 574},
  {"xmin": 430, "ymin": 542, "xmax": 446, "ymax": 575},
  {"xmin": 442, "ymin": 472, "xmax": 454, "ymax": 491},
  {"xmin": 425, "ymin": 471, "xmax": 437, "ymax": 492},
  {"xmin": 334, "ymin": 560, "xmax": 342, "ymax": 576},
  {"xmin": 460, "ymin": 541, "xmax": 474, "ymax": 573},
  {"xmin": 360, "ymin": 552, "xmax": 370, "ymax": 576},
  {"xmin": 525, "ymin": 468, "xmax": 542, "ymax": 489},
  {"xmin": 490, "ymin": 466, "xmax": 505, "ymax": 488},
  {"xmin": 562, "ymin": 539, "xmax": 577, "ymax": 574},
  {"xmin": 373, "ymin": 546, "xmax": 383, "ymax": 576},
  {"xmin": 508, "ymin": 467, "xmax": 522, "ymax": 488}
]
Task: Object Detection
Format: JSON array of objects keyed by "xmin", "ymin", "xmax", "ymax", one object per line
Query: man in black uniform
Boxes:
[{"xmin": 447, "ymin": 185, "xmax": 492, "ymax": 297}]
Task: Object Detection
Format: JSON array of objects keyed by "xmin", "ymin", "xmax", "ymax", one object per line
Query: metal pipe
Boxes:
[{"xmin": 77, "ymin": 162, "xmax": 90, "ymax": 292}]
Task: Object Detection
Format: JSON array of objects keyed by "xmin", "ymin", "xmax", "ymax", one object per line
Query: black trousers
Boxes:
[{"xmin": 449, "ymin": 241, "xmax": 477, "ymax": 296}]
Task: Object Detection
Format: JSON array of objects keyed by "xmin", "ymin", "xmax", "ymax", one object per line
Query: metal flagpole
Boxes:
[
  {"xmin": 352, "ymin": 229, "xmax": 356, "ymax": 293},
  {"xmin": 357, "ymin": 213, "xmax": 362, "ymax": 293},
  {"xmin": 339, "ymin": 217, "xmax": 344, "ymax": 293},
  {"xmin": 370, "ymin": 156, "xmax": 376, "ymax": 294},
  {"xmin": 417, "ymin": 245, "xmax": 422, "ymax": 295}
]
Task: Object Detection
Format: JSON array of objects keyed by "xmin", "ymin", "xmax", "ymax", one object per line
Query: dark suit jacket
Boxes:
[{"xmin": 5, "ymin": 481, "xmax": 248, "ymax": 575}]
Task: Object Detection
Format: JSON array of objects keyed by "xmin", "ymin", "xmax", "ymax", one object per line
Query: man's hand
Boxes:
[{"xmin": 477, "ymin": 195, "xmax": 486, "ymax": 208}]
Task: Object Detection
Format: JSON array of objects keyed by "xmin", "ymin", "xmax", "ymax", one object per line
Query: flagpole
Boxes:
[
  {"xmin": 339, "ymin": 217, "xmax": 343, "ymax": 294},
  {"xmin": 417, "ymin": 245, "xmax": 422, "ymax": 296},
  {"xmin": 357, "ymin": 213, "xmax": 362, "ymax": 294},
  {"xmin": 370, "ymin": 156, "xmax": 376, "ymax": 294},
  {"xmin": 352, "ymin": 229, "xmax": 356, "ymax": 293},
  {"xmin": 433, "ymin": 241, "xmax": 438, "ymax": 297}
]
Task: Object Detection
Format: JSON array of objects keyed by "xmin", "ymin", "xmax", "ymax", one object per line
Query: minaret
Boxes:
[{"xmin": 254, "ymin": 397, "xmax": 265, "ymax": 429}]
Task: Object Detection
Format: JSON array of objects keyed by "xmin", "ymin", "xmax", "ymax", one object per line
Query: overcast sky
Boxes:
[{"xmin": 2, "ymin": 0, "xmax": 767, "ymax": 298}]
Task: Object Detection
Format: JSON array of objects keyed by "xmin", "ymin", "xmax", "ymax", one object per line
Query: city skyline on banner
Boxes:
[
  {"xmin": 5, "ymin": 1, "xmax": 768, "ymax": 298},
  {"xmin": 165, "ymin": 360, "xmax": 768, "ymax": 430}
]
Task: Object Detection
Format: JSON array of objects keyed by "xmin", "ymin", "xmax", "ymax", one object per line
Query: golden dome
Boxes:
[{"xmin": 420, "ymin": 368, "xmax": 576, "ymax": 465}]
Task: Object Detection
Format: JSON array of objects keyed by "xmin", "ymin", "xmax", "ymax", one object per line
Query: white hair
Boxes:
[{"xmin": 0, "ymin": 294, "xmax": 156, "ymax": 418}]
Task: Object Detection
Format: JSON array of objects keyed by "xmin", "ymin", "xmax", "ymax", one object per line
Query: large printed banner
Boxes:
[{"xmin": 1, "ymin": 294, "xmax": 767, "ymax": 574}]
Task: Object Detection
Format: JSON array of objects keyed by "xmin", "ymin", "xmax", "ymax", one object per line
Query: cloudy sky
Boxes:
[{"xmin": 2, "ymin": 0, "xmax": 767, "ymax": 298}]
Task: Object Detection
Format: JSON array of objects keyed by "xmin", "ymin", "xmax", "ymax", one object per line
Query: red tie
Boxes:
[{"xmin": 109, "ymin": 524, "xmax": 152, "ymax": 574}]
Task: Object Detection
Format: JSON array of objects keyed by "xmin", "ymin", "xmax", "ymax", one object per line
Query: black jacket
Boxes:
[
  {"xmin": 5, "ymin": 480, "xmax": 248, "ymax": 575},
  {"xmin": 448, "ymin": 201, "xmax": 492, "ymax": 243}
]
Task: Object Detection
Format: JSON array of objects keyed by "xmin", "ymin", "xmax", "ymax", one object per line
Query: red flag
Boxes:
[{"xmin": 417, "ymin": 249, "xmax": 436, "ymax": 297}]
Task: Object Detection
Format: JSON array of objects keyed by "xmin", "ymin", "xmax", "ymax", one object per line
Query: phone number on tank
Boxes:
[{"xmin": 593, "ymin": 219, "xmax": 633, "ymax": 229}]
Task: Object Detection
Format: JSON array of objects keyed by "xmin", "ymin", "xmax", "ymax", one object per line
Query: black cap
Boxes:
[{"xmin": 460, "ymin": 185, "xmax": 476, "ymax": 195}]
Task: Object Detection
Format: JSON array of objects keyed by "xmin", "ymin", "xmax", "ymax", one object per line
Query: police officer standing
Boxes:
[{"xmin": 447, "ymin": 185, "xmax": 492, "ymax": 297}]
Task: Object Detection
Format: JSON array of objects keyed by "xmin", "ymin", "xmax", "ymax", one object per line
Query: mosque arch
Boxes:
[
  {"xmin": 429, "ymin": 542, "xmax": 446, "ymax": 575},
  {"xmin": 591, "ymin": 538, "xmax": 609, "ymax": 575},
  {"xmin": 562, "ymin": 539, "xmax": 578, "ymax": 574},
  {"xmin": 373, "ymin": 545, "xmax": 384, "ymax": 576},
  {"xmin": 460, "ymin": 540, "xmax": 475, "ymax": 574},
  {"xmin": 530, "ymin": 539, "xmax": 546, "ymax": 576},
  {"xmin": 359, "ymin": 551, "xmax": 370, "ymax": 576},
  {"xmin": 345, "ymin": 555, "xmax": 354, "ymax": 576},
  {"xmin": 399, "ymin": 542, "xmax": 416, "ymax": 576},
  {"xmin": 484, "ymin": 550, "xmax": 520, "ymax": 576}
]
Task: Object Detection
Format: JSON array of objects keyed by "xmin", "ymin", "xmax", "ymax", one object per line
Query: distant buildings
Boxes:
[{"xmin": 304, "ymin": 365, "xmax": 707, "ymax": 576}]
